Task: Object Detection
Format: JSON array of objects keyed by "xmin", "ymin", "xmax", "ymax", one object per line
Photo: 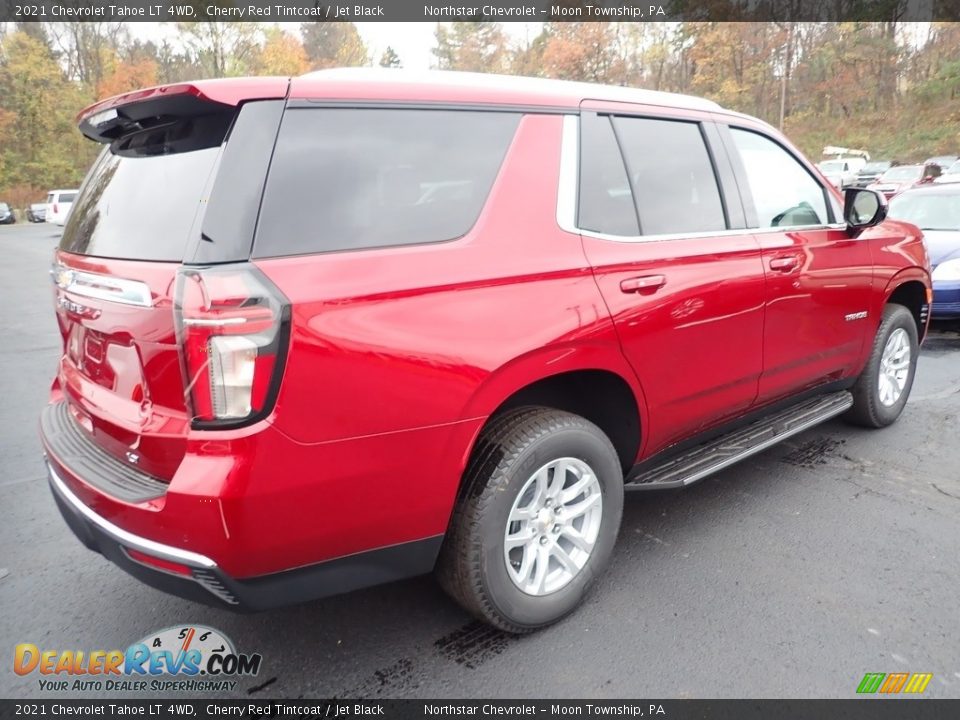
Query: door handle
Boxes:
[
  {"xmin": 620, "ymin": 275, "xmax": 666, "ymax": 294},
  {"xmin": 769, "ymin": 255, "xmax": 800, "ymax": 272}
]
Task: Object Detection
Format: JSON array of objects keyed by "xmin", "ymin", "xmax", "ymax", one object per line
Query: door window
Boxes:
[
  {"xmin": 578, "ymin": 114, "xmax": 639, "ymax": 236},
  {"xmin": 729, "ymin": 128, "xmax": 829, "ymax": 228},
  {"xmin": 612, "ymin": 116, "xmax": 727, "ymax": 236}
]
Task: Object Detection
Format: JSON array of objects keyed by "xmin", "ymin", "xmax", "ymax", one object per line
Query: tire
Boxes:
[
  {"xmin": 436, "ymin": 407, "xmax": 624, "ymax": 633},
  {"xmin": 845, "ymin": 303, "xmax": 919, "ymax": 428}
]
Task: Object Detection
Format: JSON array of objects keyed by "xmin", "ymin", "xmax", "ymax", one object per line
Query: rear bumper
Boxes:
[
  {"xmin": 40, "ymin": 398, "xmax": 465, "ymax": 610},
  {"xmin": 47, "ymin": 460, "xmax": 443, "ymax": 611},
  {"xmin": 47, "ymin": 460, "xmax": 236, "ymax": 607}
]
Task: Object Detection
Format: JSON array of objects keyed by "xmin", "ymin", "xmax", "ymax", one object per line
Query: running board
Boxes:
[{"xmin": 625, "ymin": 391, "xmax": 853, "ymax": 491}]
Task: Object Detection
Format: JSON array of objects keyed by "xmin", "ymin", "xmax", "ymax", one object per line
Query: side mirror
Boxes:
[{"xmin": 844, "ymin": 188, "xmax": 887, "ymax": 235}]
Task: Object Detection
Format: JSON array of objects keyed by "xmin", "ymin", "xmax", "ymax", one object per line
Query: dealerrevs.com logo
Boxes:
[{"xmin": 14, "ymin": 625, "xmax": 262, "ymax": 693}]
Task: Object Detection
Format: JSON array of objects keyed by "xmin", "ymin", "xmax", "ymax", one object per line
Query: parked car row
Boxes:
[
  {"xmin": 868, "ymin": 163, "xmax": 943, "ymax": 199},
  {"xmin": 818, "ymin": 153, "xmax": 958, "ymax": 194},
  {"xmin": 0, "ymin": 190, "xmax": 79, "ymax": 225}
]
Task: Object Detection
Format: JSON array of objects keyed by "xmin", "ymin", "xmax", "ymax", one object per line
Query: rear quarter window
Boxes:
[{"xmin": 253, "ymin": 108, "xmax": 520, "ymax": 257}]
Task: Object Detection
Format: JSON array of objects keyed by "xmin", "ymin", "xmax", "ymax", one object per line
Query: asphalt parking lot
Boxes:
[{"xmin": 1, "ymin": 220, "xmax": 958, "ymax": 699}]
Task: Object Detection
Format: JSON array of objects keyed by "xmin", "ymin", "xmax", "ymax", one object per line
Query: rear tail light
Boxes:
[
  {"xmin": 174, "ymin": 264, "xmax": 290, "ymax": 428},
  {"xmin": 53, "ymin": 203, "xmax": 59, "ymax": 214}
]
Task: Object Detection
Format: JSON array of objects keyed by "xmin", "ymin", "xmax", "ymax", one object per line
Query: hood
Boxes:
[{"xmin": 922, "ymin": 230, "xmax": 960, "ymax": 266}]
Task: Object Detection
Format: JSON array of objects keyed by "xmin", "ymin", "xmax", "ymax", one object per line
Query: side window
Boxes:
[
  {"xmin": 254, "ymin": 109, "xmax": 520, "ymax": 257},
  {"xmin": 729, "ymin": 128, "xmax": 829, "ymax": 228},
  {"xmin": 578, "ymin": 114, "xmax": 639, "ymax": 236},
  {"xmin": 612, "ymin": 116, "xmax": 727, "ymax": 235}
]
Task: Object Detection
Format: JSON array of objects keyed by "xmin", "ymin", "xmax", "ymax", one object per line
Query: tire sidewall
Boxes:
[
  {"xmin": 478, "ymin": 424, "xmax": 624, "ymax": 629},
  {"xmin": 866, "ymin": 307, "xmax": 919, "ymax": 425}
]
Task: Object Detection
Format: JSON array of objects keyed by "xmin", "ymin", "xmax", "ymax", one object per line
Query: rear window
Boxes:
[
  {"xmin": 253, "ymin": 108, "xmax": 520, "ymax": 257},
  {"xmin": 59, "ymin": 193, "xmax": 77, "ymax": 203},
  {"xmin": 59, "ymin": 114, "xmax": 230, "ymax": 261}
]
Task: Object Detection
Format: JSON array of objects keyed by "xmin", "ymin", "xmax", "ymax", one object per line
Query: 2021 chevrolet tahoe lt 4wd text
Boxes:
[{"xmin": 41, "ymin": 69, "xmax": 932, "ymax": 632}]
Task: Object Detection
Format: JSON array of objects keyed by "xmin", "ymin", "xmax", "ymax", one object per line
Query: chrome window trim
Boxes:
[
  {"xmin": 46, "ymin": 461, "xmax": 217, "ymax": 569},
  {"xmin": 556, "ymin": 114, "xmax": 849, "ymax": 243},
  {"xmin": 51, "ymin": 263, "xmax": 153, "ymax": 308}
]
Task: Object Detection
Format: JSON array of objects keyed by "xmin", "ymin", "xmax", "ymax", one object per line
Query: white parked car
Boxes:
[
  {"xmin": 817, "ymin": 157, "xmax": 867, "ymax": 189},
  {"xmin": 45, "ymin": 189, "xmax": 79, "ymax": 226}
]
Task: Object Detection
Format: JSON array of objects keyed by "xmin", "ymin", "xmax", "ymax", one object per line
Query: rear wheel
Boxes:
[
  {"xmin": 437, "ymin": 408, "xmax": 624, "ymax": 633},
  {"xmin": 845, "ymin": 303, "xmax": 919, "ymax": 428}
]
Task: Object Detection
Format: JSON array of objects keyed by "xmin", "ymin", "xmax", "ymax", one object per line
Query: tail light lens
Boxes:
[
  {"xmin": 53, "ymin": 203, "xmax": 59, "ymax": 214},
  {"xmin": 174, "ymin": 264, "xmax": 290, "ymax": 428}
]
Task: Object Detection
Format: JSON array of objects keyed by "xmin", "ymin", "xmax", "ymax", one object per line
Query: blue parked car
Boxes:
[{"xmin": 889, "ymin": 184, "xmax": 960, "ymax": 318}]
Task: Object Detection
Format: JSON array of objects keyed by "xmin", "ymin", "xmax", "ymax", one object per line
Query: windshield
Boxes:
[
  {"xmin": 944, "ymin": 161, "xmax": 960, "ymax": 175},
  {"xmin": 881, "ymin": 166, "xmax": 922, "ymax": 182},
  {"xmin": 819, "ymin": 161, "xmax": 846, "ymax": 172},
  {"xmin": 889, "ymin": 192, "xmax": 960, "ymax": 230},
  {"xmin": 861, "ymin": 162, "xmax": 891, "ymax": 173}
]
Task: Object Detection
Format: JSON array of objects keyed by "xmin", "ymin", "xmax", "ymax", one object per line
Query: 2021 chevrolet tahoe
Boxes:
[{"xmin": 41, "ymin": 69, "xmax": 932, "ymax": 632}]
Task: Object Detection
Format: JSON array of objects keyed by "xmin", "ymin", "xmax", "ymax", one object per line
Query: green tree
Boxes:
[
  {"xmin": 379, "ymin": 46, "xmax": 401, "ymax": 68},
  {"xmin": 0, "ymin": 31, "xmax": 94, "ymax": 193},
  {"xmin": 301, "ymin": 21, "xmax": 369, "ymax": 69}
]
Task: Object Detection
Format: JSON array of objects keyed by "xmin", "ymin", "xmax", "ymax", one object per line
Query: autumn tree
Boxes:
[
  {"xmin": 539, "ymin": 23, "xmax": 627, "ymax": 84},
  {"xmin": 96, "ymin": 51, "xmax": 159, "ymax": 100},
  {"xmin": 124, "ymin": 39, "xmax": 201, "ymax": 84},
  {"xmin": 253, "ymin": 26, "xmax": 310, "ymax": 76}
]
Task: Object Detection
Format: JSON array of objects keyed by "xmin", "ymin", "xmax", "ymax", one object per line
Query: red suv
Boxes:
[{"xmin": 42, "ymin": 70, "xmax": 931, "ymax": 632}]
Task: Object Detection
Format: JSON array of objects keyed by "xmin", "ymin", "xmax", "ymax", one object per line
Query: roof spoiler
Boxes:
[{"xmin": 76, "ymin": 78, "xmax": 290, "ymax": 144}]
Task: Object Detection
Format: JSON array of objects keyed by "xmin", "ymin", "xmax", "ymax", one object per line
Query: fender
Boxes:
[
  {"xmin": 882, "ymin": 266, "xmax": 932, "ymax": 300},
  {"xmin": 457, "ymin": 339, "xmax": 651, "ymax": 464},
  {"xmin": 882, "ymin": 266, "xmax": 933, "ymax": 331}
]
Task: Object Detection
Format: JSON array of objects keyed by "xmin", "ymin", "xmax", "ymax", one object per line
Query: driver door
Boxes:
[{"xmin": 720, "ymin": 125, "xmax": 875, "ymax": 405}]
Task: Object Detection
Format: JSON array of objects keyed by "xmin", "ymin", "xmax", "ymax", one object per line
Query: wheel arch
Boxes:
[
  {"xmin": 883, "ymin": 270, "xmax": 931, "ymax": 342},
  {"xmin": 458, "ymin": 345, "xmax": 648, "ymax": 475}
]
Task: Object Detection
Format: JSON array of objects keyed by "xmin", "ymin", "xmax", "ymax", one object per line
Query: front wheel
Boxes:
[
  {"xmin": 436, "ymin": 408, "xmax": 624, "ymax": 633},
  {"xmin": 845, "ymin": 303, "xmax": 919, "ymax": 428}
]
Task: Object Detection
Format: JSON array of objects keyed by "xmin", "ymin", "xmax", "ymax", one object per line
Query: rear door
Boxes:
[
  {"xmin": 575, "ymin": 106, "xmax": 766, "ymax": 455},
  {"xmin": 53, "ymin": 91, "xmax": 285, "ymax": 481},
  {"xmin": 719, "ymin": 124, "xmax": 873, "ymax": 404}
]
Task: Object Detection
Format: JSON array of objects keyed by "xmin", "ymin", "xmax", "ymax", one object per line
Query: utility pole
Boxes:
[{"xmin": 778, "ymin": 22, "xmax": 793, "ymax": 131}]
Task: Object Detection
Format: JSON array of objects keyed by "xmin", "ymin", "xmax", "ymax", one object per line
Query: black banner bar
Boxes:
[
  {"xmin": 2, "ymin": 700, "xmax": 960, "ymax": 720},
  {"xmin": 1, "ymin": 0, "xmax": 958, "ymax": 23}
]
